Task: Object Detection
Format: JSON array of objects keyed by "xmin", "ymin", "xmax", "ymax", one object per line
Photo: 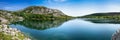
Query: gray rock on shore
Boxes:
[
  {"xmin": 0, "ymin": 17, "xmax": 8, "ymax": 24},
  {"xmin": 112, "ymin": 29, "xmax": 120, "ymax": 40},
  {"xmin": 0, "ymin": 24, "xmax": 31, "ymax": 40}
]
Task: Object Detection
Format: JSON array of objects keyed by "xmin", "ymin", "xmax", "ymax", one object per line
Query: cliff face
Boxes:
[{"xmin": 22, "ymin": 6, "xmax": 66, "ymax": 17}]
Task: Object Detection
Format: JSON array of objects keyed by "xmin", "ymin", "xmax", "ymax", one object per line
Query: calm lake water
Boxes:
[{"xmin": 10, "ymin": 19, "xmax": 120, "ymax": 40}]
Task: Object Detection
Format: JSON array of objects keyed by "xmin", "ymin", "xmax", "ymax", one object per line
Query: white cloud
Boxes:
[
  {"xmin": 3, "ymin": 5, "xmax": 27, "ymax": 11},
  {"xmin": 44, "ymin": 0, "xmax": 67, "ymax": 4},
  {"xmin": 53, "ymin": 0, "xmax": 67, "ymax": 2},
  {"xmin": 106, "ymin": 4, "xmax": 120, "ymax": 12}
]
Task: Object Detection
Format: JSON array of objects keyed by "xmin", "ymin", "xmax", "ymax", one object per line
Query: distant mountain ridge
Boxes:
[
  {"xmin": 81, "ymin": 12, "xmax": 120, "ymax": 18},
  {"xmin": 79, "ymin": 12, "xmax": 120, "ymax": 24}
]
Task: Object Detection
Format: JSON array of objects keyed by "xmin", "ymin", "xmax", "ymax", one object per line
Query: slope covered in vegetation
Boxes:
[
  {"xmin": 13, "ymin": 6, "xmax": 72, "ymax": 21},
  {"xmin": 81, "ymin": 12, "xmax": 120, "ymax": 20}
]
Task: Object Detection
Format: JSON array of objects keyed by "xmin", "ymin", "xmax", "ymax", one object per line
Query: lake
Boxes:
[{"xmin": 10, "ymin": 19, "xmax": 120, "ymax": 40}]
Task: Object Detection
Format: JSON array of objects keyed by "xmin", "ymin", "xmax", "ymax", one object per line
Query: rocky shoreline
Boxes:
[
  {"xmin": 0, "ymin": 10, "xmax": 31, "ymax": 40},
  {"xmin": 112, "ymin": 29, "xmax": 120, "ymax": 40},
  {"xmin": 0, "ymin": 24, "xmax": 31, "ymax": 40}
]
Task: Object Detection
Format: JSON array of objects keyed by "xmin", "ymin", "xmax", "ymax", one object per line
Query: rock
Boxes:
[
  {"xmin": 112, "ymin": 29, "xmax": 120, "ymax": 40},
  {"xmin": 18, "ymin": 17, "xmax": 24, "ymax": 21},
  {"xmin": 0, "ymin": 24, "xmax": 31, "ymax": 40},
  {"xmin": 0, "ymin": 17, "xmax": 8, "ymax": 24},
  {"xmin": 0, "ymin": 10, "xmax": 22, "ymax": 24}
]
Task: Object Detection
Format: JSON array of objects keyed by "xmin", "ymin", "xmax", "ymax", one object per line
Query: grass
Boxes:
[{"xmin": 0, "ymin": 32, "xmax": 12, "ymax": 40}]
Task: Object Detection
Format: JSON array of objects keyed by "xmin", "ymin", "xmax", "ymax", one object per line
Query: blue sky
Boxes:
[{"xmin": 1, "ymin": 0, "xmax": 120, "ymax": 16}]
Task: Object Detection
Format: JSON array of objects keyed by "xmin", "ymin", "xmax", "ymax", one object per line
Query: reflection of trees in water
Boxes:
[
  {"xmin": 84, "ymin": 18, "xmax": 120, "ymax": 24},
  {"xmin": 13, "ymin": 20, "xmax": 69, "ymax": 30}
]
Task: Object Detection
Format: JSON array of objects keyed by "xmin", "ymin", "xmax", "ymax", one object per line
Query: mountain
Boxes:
[
  {"xmin": 83, "ymin": 12, "xmax": 120, "ymax": 17},
  {"xmin": 78, "ymin": 12, "xmax": 120, "ymax": 24},
  {"xmin": 0, "ymin": 6, "xmax": 72, "ymax": 24},
  {"xmin": 81, "ymin": 12, "xmax": 120, "ymax": 18},
  {"xmin": 22, "ymin": 6, "xmax": 67, "ymax": 17},
  {"xmin": 13, "ymin": 6, "xmax": 72, "ymax": 20}
]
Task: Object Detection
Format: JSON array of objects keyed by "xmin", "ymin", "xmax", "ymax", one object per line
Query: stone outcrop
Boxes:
[
  {"xmin": 112, "ymin": 29, "xmax": 120, "ymax": 40},
  {"xmin": 0, "ymin": 10, "xmax": 24, "ymax": 23},
  {"xmin": 0, "ymin": 24, "xmax": 31, "ymax": 40},
  {"xmin": 0, "ymin": 17, "xmax": 8, "ymax": 24},
  {"xmin": 0, "ymin": 10, "xmax": 30, "ymax": 40}
]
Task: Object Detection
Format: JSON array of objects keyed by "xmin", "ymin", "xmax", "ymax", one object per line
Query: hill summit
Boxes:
[
  {"xmin": 21, "ymin": 6, "xmax": 66, "ymax": 17},
  {"xmin": 13, "ymin": 6, "xmax": 72, "ymax": 21}
]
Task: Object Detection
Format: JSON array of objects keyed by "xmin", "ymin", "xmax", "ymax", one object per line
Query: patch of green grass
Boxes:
[
  {"xmin": 0, "ymin": 32, "xmax": 12, "ymax": 40},
  {"xmin": 17, "ymin": 32, "xmax": 26, "ymax": 40}
]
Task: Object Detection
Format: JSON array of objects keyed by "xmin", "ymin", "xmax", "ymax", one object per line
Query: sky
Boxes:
[{"xmin": 0, "ymin": 0, "xmax": 120, "ymax": 16}]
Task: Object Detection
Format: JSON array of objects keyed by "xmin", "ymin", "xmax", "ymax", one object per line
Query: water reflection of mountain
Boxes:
[
  {"xmin": 12, "ymin": 20, "xmax": 69, "ymax": 30},
  {"xmin": 83, "ymin": 18, "xmax": 120, "ymax": 24}
]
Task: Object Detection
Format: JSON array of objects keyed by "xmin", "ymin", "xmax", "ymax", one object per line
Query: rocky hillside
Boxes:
[
  {"xmin": 112, "ymin": 29, "xmax": 120, "ymax": 40},
  {"xmin": 21, "ymin": 6, "xmax": 67, "ymax": 17},
  {"xmin": 0, "ymin": 6, "xmax": 72, "ymax": 23},
  {"xmin": 0, "ymin": 10, "xmax": 30, "ymax": 40},
  {"xmin": 0, "ymin": 24, "xmax": 31, "ymax": 40},
  {"xmin": 13, "ymin": 6, "xmax": 72, "ymax": 20},
  {"xmin": 0, "ymin": 10, "xmax": 22, "ymax": 24}
]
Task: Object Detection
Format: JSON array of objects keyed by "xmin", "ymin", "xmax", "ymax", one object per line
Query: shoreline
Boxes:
[
  {"xmin": 112, "ymin": 29, "xmax": 120, "ymax": 40},
  {"xmin": 0, "ymin": 24, "xmax": 31, "ymax": 40}
]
